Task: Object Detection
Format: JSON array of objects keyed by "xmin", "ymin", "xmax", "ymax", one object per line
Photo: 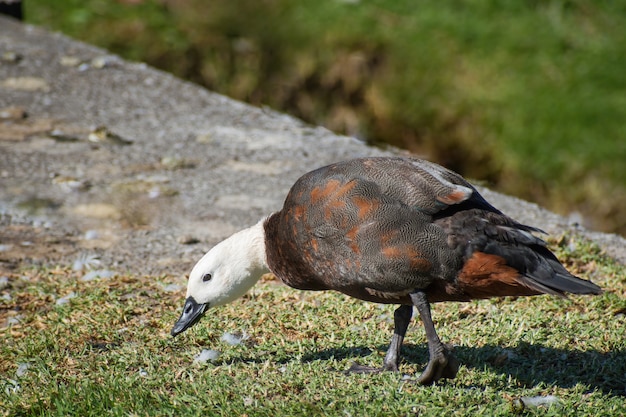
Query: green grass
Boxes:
[
  {"xmin": 1, "ymin": 236, "xmax": 625, "ymax": 416},
  {"xmin": 23, "ymin": 0, "xmax": 626, "ymax": 234}
]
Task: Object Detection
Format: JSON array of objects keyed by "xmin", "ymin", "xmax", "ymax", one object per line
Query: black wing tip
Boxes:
[
  {"xmin": 555, "ymin": 272, "xmax": 603, "ymax": 295},
  {"xmin": 522, "ymin": 272, "xmax": 603, "ymax": 297}
]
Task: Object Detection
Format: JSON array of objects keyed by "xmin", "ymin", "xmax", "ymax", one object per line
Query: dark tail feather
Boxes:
[
  {"xmin": 517, "ymin": 246, "xmax": 603, "ymax": 297},
  {"xmin": 552, "ymin": 273, "xmax": 603, "ymax": 295},
  {"xmin": 519, "ymin": 271, "xmax": 603, "ymax": 298},
  {"xmin": 539, "ymin": 246, "xmax": 602, "ymax": 295}
]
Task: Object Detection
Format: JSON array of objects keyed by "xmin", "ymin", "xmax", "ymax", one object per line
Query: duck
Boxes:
[{"xmin": 171, "ymin": 156, "xmax": 602, "ymax": 384}]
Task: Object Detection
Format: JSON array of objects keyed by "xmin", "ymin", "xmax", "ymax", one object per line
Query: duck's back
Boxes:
[{"xmin": 264, "ymin": 157, "xmax": 601, "ymax": 304}]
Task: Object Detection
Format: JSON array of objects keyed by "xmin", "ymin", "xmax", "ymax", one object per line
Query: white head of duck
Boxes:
[{"xmin": 171, "ymin": 219, "xmax": 268, "ymax": 336}]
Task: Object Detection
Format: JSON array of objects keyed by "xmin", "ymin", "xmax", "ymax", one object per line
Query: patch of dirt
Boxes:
[{"xmin": 0, "ymin": 223, "xmax": 79, "ymax": 274}]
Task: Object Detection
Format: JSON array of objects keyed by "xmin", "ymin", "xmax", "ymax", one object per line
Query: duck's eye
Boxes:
[{"xmin": 202, "ymin": 273, "xmax": 212, "ymax": 282}]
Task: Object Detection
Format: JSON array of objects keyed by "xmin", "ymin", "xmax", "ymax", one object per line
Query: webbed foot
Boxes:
[
  {"xmin": 410, "ymin": 292, "xmax": 460, "ymax": 384},
  {"xmin": 416, "ymin": 345, "xmax": 459, "ymax": 385}
]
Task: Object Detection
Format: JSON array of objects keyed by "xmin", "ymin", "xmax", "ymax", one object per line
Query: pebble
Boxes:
[
  {"xmin": 16, "ymin": 363, "xmax": 30, "ymax": 377},
  {"xmin": 87, "ymin": 126, "xmax": 132, "ymax": 145},
  {"xmin": 148, "ymin": 186, "xmax": 161, "ymax": 199},
  {"xmin": 48, "ymin": 129, "xmax": 81, "ymax": 142},
  {"xmin": 91, "ymin": 55, "xmax": 116, "ymax": 69},
  {"xmin": 4, "ymin": 379, "xmax": 20, "ymax": 395},
  {"xmin": 51, "ymin": 176, "xmax": 90, "ymax": 193},
  {"xmin": 177, "ymin": 235, "xmax": 200, "ymax": 245},
  {"xmin": 84, "ymin": 230, "xmax": 100, "ymax": 240},
  {"xmin": 160, "ymin": 156, "xmax": 195, "ymax": 170},
  {"xmin": 0, "ymin": 106, "xmax": 27, "ymax": 120},
  {"xmin": 161, "ymin": 283, "xmax": 183, "ymax": 293},
  {"xmin": 511, "ymin": 395, "xmax": 560, "ymax": 411},
  {"xmin": 1, "ymin": 76, "xmax": 50, "ymax": 92},
  {"xmin": 59, "ymin": 56, "xmax": 82, "ymax": 67},
  {"xmin": 72, "ymin": 203, "xmax": 121, "ymax": 220},
  {"xmin": 1, "ymin": 51, "xmax": 22, "ymax": 63}
]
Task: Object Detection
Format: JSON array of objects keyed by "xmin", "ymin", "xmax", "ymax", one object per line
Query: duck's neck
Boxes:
[
  {"xmin": 243, "ymin": 218, "xmax": 270, "ymax": 274},
  {"xmin": 213, "ymin": 218, "xmax": 271, "ymax": 305}
]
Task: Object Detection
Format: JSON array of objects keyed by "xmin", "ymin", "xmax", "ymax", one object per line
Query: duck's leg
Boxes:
[
  {"xmin": 410, "ymin": 291, "xmax": 459, "ymax": 384},
  {"xmin": 381, "ymin": 304, "xmax": 413, "ymax": 371},
  {"xmin": 346, "ymin": 304, "xmax": 412, "ymax": 373}
]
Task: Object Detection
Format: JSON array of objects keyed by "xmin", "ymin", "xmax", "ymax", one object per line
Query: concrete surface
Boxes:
[{"xmin": 1, "ymin": 16, "xmax": 624, "ymax": 280}]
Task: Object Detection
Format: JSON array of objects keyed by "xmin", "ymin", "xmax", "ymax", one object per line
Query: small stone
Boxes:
[
  {"xmin": 72, "ymin": 203, "xmax": 121, "ymax": 220},
  {"xmin": 4, "ymin": 379, "xmax": 21, "ymax": 395},
  {"xmin": 52, "ymin": 175, "xmax": 90, "ymax": 193},
  {"xmin": 160, "ymin": 156, "xmax": 195, "ymax": 170},
  {"xmin": 2, "ymin": 51, "xmax": 22, "ymax": 63},
  {"xmin": 177, "ymin": 235, "xmax": 200, "ymax": 245},
  {"xmin": 59, "ymin": 56, "xmax": 82, "ymax": 67},
  {"xmin": 0, "ymin": 106, "xmax": 27, "ymax": 120},
  {"xmin": 512, "ymin": 395, "xmax": 560, "ymax": 411},
  {"xmin": 88, "ymin": 126, "xmax": 132, "ymax": 145},
  {"xmin": 161, "ymin": 283, "xmax": 183, "ymax": 293},
  {"xmin": 48, "ymin": 129, "xmax": 81, "ymax": 142},
  {"xmin": 1, "ymin": 76, "xmax": 50, "ymax": 92},
  {"xmin": 16, "ymin": 363, "xmax": 30, "ymax": 377},
  {"xmin": 84, "ymin": 230, "xmax": 100, "ymax": 240},
  {"xmin": 91, "ymin": 55, "xmax": 116, "ymax": 69},
  {"xmin": 195, "ymin": 133, "xmax": 212, "ymax": 143},
  {"xmin": 147, "ymin": 186, "xmax": 161, "ymax": 199}
]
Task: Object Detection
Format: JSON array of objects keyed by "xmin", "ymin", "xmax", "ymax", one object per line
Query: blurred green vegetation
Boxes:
[{"xmin": 25, "ymin": 0, "xmax": 626, "ymax": 234}]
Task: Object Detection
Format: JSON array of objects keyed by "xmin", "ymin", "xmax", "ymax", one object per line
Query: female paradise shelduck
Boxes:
[{"xmin": 171, "ymin": 157, "xmax": 602, "ymax": 384}]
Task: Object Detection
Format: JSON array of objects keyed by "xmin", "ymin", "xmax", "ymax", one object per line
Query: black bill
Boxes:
[{"xmin": 171, "ymin": 297, "xmax": 208, "ymax": 336}]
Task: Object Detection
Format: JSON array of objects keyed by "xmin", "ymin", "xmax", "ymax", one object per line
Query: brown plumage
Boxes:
[
  {"xmin": 172, "ymin": 156, "xmax": 602, "ymax": 384},
  {"xmin": 265, "ymin": 157, "xmax": 599, "ymax": 301}
]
